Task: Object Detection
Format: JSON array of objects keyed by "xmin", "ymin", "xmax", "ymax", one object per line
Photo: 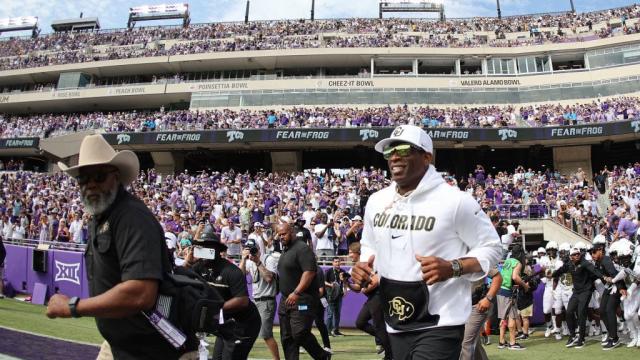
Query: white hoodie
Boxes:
[{"xmin": 360, "ymin": 165, "xmax": 502, "ymax": 332}]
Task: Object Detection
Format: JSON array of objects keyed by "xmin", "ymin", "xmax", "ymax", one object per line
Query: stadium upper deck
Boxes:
[{"xmin": 0, "ymin": 4, "xmax": 639, "ymax": 72}]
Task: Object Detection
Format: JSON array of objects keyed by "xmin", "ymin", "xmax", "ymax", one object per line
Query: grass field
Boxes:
[{"xmin": 1, "ymin": 298, "xmax": 639, "ymax": 359}]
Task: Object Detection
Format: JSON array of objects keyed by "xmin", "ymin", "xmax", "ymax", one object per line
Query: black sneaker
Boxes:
[
  {"xmin": 574, "ymin": 339, "xmax": 585, "ymax": 349},
  {"xmin": 566, "ymin": 336, "xmax": 579, "ymax": 348},
  {"xmin": 516, "ymin": 332, "xmax": 524, "ymax": 339},
  {"xmin": 498, "ymin": 342, "xmax": 507, "ymax": 349},
  {"xmin": 518, "ymin": 334, "xmax": 529, "ymax": 341},
  {"xmin": 603, "ymin": 339, "xmax": 620, "ymax": 350},
  {"xmin": 508, "ymin": 343, "xmax": 526, "ymax": 350},
  {"xmin": 333, "ymin": 331, "xmax": 345, "ymax": 337}
]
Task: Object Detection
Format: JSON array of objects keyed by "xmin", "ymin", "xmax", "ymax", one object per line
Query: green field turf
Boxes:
[{"xmin": 1, "ymin": 298, "xmax": 639, "ymax": 359}]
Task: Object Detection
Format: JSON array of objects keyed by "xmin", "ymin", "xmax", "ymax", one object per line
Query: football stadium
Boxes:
[{"xmin": 0, "ymin": 0, "xmax": 640, "ymax": 359}]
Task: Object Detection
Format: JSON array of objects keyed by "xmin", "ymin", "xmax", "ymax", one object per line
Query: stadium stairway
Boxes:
[{"xmin": 519, "ymin": 218, "xmax": 591, "ymax": 247}]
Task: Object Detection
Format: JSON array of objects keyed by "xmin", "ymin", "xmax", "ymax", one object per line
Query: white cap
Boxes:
[
  {"xmin": 592, "ymin": 234, "xmax": 606, "ymax": 245},
  {"xmin": 537, "ymin": 247, "xmax": 546, "ymax": 253},
  {"xmin": 545, "ymin": 241, "xmax": 558, "ymax": 250},
  {"xmin": 375, "ymin": 125, "xmax": 433, "ymax": 154},
  {"xmin": 570, "ymin": 247, "xmax": 580, "ymax": 255},
  {"xmin": 253, "ymin": 222, "xmax": 264, "ymax": 227},
  {"xmin": 352, "ymin": 215, "xmax": 363, "ymax": 221},
  {"xmin": 164, "ymin": 232, "xmax": 177, "ymax": 249}
]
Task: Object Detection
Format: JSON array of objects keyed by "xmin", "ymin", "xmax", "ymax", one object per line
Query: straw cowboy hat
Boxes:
[{"xmin": 58, "ymin": 134, "xmax": 139, "ymax": 186}]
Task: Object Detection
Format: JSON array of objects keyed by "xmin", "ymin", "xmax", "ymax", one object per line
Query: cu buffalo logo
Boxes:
[
  {"xmin": 54, "ymin": 261, "xmax": 81, "ymax": 285},
  {"xmin": 226, "ymin": 131, "xmax": 245, "ymax": 143},
  {"xmin": 498, "ymin": 129, "xmax": 518, "ymax": 141},
  {"xmin": 632, "ymin": 120, "xmax": 640, "ymax": 133},
  {"xmin": 359, "ymin": 129, "xmax": 379, "ymax": 141},
  {"xmin": 389, "ymin": 296, "xmax": 415, "ymax": 321},
  {"xmin": 116, "ymin": 134, "xmax": 131, "ymax": 144}
]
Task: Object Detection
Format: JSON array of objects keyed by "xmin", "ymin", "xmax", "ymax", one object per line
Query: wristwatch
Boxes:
[
  {"xmin": 68, "ymin": 296, "xmax": 81, "ymax": 318},
  {"xmin": 451, "ymin": 259, "xmax": 463, "ymax": 278},
  {"xmin": 485, "ymin": 294, "xmax": 494, "ymax": 302}
]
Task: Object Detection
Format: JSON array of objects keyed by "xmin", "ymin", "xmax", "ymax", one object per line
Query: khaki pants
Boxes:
[{"xmin": 96, "ymin": 341, "xmax": 198, "ymax": 360}]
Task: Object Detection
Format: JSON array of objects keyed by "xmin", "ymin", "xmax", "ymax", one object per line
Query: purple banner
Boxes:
[{"xmin": 4, "ymin": 245, "xmax": 28, "ymax": 293}]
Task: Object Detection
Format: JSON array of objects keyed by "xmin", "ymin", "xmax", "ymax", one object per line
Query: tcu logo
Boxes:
[
  {"xmin": 392, "ymin": 127, "xmax": 405, "ymax": 137},
  {"xmin": 632, "ymin": 120, "xmax": 640, "ymax": 133},
  {"xmin": 116, "ymin": 134, "xmax": 131, "ymax": 144},
  {"xmin": 388, "ymin": 297, "xmax": 415, "ymax": 321},
  {"xmin": 54, "ymin": 261, "xmax": 81, "ymax": 285},
  {"xmin": 226, "ymin": 131, "xmax": 244, "ymax": 143},
  {"xmin": 498, "ymin": 129, "xmax": 518, "ymax": 141},
  {"xmin": 359, "ymin": 129, "xmax": 379, "ymax": 141}
]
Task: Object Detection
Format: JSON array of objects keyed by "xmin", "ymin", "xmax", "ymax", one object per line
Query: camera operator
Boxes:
[
  {"xmin": 325, "ymin": 257, "xmax": 348, "ymax": 337},
  {"xmin": 239, "ymin": 239, "xmax": 281, "ymax": 360},
  {"xmin": 184, "ymin": 228, "xmax": 260, "ymax": 359}
]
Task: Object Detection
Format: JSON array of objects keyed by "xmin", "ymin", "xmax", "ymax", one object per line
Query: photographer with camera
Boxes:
[
  {"xmin": 239, "ymin": 238, "xmax": 281, "ymax": 360},
  {"xmin": 325, "ymin": 257, "xmax": 348, "ymax": 337},
  {"xmin": 185, "ymin": 228, "xmax": 260, "ymax": 359}
]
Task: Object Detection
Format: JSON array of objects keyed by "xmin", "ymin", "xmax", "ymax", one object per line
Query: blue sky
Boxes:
[{"xmin": 2, "ymin": 0, "xmax": 638, "ymax": 34}]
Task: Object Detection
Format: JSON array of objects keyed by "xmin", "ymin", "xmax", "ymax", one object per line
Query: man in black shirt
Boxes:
[
  {"xmin": 295, "ymin": 217, "xmax": 313, "ymax": 248},
  {"xmin": 47, "ymin": 134, "xmax": 195, "ymax": 359},
  {"xmin": 348, "ymin": 242, "xmax": 391, "ymax": 360},
  {"xmin": 553, "ymin": 247, "xmax": 610, "ymax": 348},
  {"xmin": 591, "ymin": 241, "xmax": 625, "ymax": 349},
  {"xmin": 276, "ymin": 223, "xmax": 330, "ymax": 360},
  {"xmin": 314, "ymin": 262, "xmax": 332, "ymax": 352},
  {"xmin": 185, "ymin": 228, "xmax": 260, "ymax": 359}
]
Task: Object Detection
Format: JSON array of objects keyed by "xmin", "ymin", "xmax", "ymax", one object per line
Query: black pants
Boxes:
[
  {"xmin": 355, "ymin": 294, "xmax": 391, "ymax": 359},
  {"xmin": 213, "ymin": 306, "xmax": 261, "ymax": 360},
  {"xmin": 566, "ymin": 291, "xmax": 591, "ymax": 340},
  {"xmin": 279, "ymin": 297, "xmax": 328, "ymax": 360},
  {"xmin": 388, "ymin": 325, "xmax": 464, "ymax": 360},
  {"xmin": 600, "ymin": 290, "xmax": 621, "ymax": 340},
  {"xmin": 314, "ymin": 300, "xmax": 331, "ymax": 349}
]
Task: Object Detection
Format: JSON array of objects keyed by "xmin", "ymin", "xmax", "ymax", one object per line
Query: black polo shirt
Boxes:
[
  {"xmin": 277, "ymin": 238, "xmax": 318, "ymax": 297},
  {"xmin": 192, "ymin": 258, "xmax": 258, "ymax": 322},
  {"xmin": 86, "ymin": 187, "xmax": 184, "ymax": 360}
]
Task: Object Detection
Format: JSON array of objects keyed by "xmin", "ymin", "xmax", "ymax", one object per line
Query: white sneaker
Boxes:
[
  {"xmin": 627, "ymin": 338, "xmax": 637, "ymax": 348},
  {"xmin": 555, "ymin": 332, "xmax": 563, "ymax": 341},
  {"xmin": 545, "ymin": 327, "xmax": 552, "ymax": 338}
]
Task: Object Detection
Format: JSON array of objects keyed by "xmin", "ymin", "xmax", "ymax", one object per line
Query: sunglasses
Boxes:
[
  {"xmin": 75, "ymin": 170, "xmax": 118, "ymax": 185},
  {"xmin": 382, "ymin": 144, "xmax": 419, "ymax": 160}
]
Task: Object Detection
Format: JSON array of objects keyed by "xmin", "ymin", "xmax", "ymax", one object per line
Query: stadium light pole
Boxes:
[
  {"xmin": 245, "ymin": 0, "xmax": 250, "ymax": 24},
  {"xmin": 311, "ymin": 0, "xmax": 315, "ymax": 21},
  {"xmin": 496, "ymin": 0, "xmax": 502, "ymax": 19},
  {"xmin": 569, "ymin": 0, "xmax": 575, "ymax": 13}
]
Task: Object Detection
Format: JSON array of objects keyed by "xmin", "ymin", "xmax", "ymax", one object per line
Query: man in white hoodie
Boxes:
[{"xmin": 352, "ymin": 125, "xmax": 502, "ymax": 360}]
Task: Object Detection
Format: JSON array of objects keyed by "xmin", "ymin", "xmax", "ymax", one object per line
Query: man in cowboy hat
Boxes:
[
  {"xmin": 184, "ymin": 227, "xmax": 261, "ymax": 359},
  {"xmin": 46, "ymin": 134, "xmax": 197, "ymax": 359}
]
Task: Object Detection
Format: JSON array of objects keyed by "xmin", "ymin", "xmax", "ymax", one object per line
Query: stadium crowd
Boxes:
[
  {"xmin": 2, "ymin": 96, "xmax": 640, "ymax": 139},
  {"xmin": 0, "ymin": 5, "xmax": 639, "ymax": 70},
  {"xmin": 0, "ymin": 162, "xmax": 637, "ymax": 254}
]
